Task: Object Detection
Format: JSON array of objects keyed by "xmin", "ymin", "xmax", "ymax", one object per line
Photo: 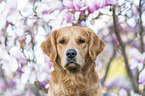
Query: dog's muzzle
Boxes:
[{"xmin": 65, "ymin": 49, "xmax": 80, "ymax": 72}]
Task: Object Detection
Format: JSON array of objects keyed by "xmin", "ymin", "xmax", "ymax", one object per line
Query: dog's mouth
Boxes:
[{"xmin": 64, "ymin": 59, "xmax": 80, "ymax": 72}]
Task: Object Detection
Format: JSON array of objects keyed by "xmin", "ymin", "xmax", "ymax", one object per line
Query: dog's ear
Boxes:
[
  {"xmin": 87, "ymin": 28, "xmax": 105, "ymax": 61},
  {"xmin": 41, "ymin": 30, "xmax": 57, "ymax": 62}
]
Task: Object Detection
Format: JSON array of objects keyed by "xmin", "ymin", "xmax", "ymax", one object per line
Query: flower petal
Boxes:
[
  {"xmin": 139, "ymin": 69, "xmax": 145, "ymax": 85},
  {"xmin": 29, "ymin": 71, "xmax": 36, "ymax": 84}
]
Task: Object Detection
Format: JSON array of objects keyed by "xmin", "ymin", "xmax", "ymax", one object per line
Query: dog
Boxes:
[{"xmin": 41, "ymin": 26, "xmax": 105, "ymax": 96}]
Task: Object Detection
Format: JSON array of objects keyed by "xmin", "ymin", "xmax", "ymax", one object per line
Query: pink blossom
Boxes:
[
  {"xmin": 0, "ymin": 14, "xmax": 6, "ymax": 30},
  {"xmin": 36, "ymin": 71, "xmax": 47, "ymax": 82},
  {"xmin": 6, "ymin": 11, "xmax": 19, "ymax": 24},
  {"xmin": 36, "ymin": 0, "xmax": 63, "ymax": 15},
  {"xmin": 104, "ymin": 76, "xmax": 132, "ymax": 90},
  {"xmin": 39, "ymin": 78, "xmax": 49, "ymax": 89},
  {"xmin": 113, "ymin": 34, "xmax": 119, "ymax": 45},
  {"xmin": 6, "ymin": 0, "xmax": 17, "ymax": 15},
  {"xmin": 9, "ymin": 46, "xmax": 27, "ymax": 65},
  {"xmin": 73, "ymin": 0, "xmax": 85, "ymax": 11},
  {"xmin": 2, "ymin": 54, "xmax": 19, "ymax": 73},
  {"xmin": 42, "ymin": 10, "xmax": 49, "ymax": 15},
  {"xmin": 47, "ymin": 0, "xmax": 63, "ymax": 14},
  {"xmin": 7, "ymin": 79, "xmax": 16, "ymax": 87},
  {"xmin": 65, "ymin": 12, "xmax": 74, "ymax": 23},
  {"xmin": 130, "ymin": 90, "xmax": 142, "ymax": 96},
  {"xmin": 63, "ymin": 0, "xmax": 75, "ymax": 11},
  {"xmin": 64, "ymin": 0, "xmax": 87, "ymax": 15},
  {"xmin": 119, "ymin": 89, "xmax": 127, "ymax": 96},
  {"xmin": 132, "ymin": 4, "xmax": 137, "ymax": 16},
  {"xmin": 105, "ymin": 0, "xmax": 112, "ymax": 6},
  {"xmin": 49, "ymin": 10, "xmax": 74, "ymax": 30},
  {"xmin": 74, "ymin": 12, "xmax": 80, "ymax": 21},
  {"xmin": 26, "ymin": 91, "xmax": 35, "ymax": 96},
  {"xmin": 128, "ymin": 48, "xmax": 145, "ymax": 71},
  {"xmin": 85, "ymin": 0, "xmax": 111, "ymax": 13},
  {"xmin": 85, "ymin": 0, "xmax": 98, "ymax": 13},
  {"xmin": 29, "ymin": 70, "xmax": 36, "ymax": 84},
  {"xmin": 0, "ymin": 79, "xmax": 7, "ymax": 91},
  {"xmin": 139, "ymin": 68, "xmax": 145, "ymax": 85}
]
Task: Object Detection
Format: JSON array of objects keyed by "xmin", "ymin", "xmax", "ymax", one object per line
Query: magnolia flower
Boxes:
[
  {"xmin": 73, "ymin": 0, "xmax": 86, "ymax": 11},
  {"xmin": 9, "ymin": 46, "xmax": 27, "ymax": 65},
  {"xmin": 49, "ymin": 10, "xmax": 74, "ymax": 30},
  {"xmin": 39, "ymin": 78, "xmax": 49, "ymax": 89},
  {"xmin": 5, "ymin": 0, "xmax": 17, "ymax": 14},
  {"xmin": 74, "ymin": 12, "xmax": 80, "ymax": 21},
  {"xmin": 2, "ymin": 54, "xmax": 19, "ymax": 73},
  {"xmin": 0, "ymin": 14, "xmax": 6, "ymax": 31},
  {"xmin": 105, "ymin": 93, "xmax": 118, "ymax": 96},
  {"xmin": 130, "ymin": 90, "xmax": 142, "ymax": 96},
  {"xmin": 139, "ymin": 68, "xmax": 145, "ymax": 86},
  {"xmin": 15, "ymin": 22, "xmax": 25, "ymax": 37},
  {"xmin": 118, "ymin": 0, "xmax": 125, "ymax": 5},
  {"xmin": 21, "ymin": 70, "xmax": 36, "ymax": 84},
  {"xmin": 21, "ymin": 66, "xmax": 31, "ymax": 84},
  {"xmin": 0, "ymin": 79, "xmax": 7, "ymax": 91},
  {"xmin": 36, "ymin": 3, "xmax": 49, "ymax": 15},
  {"xmin": 85, "ymin": 0, "xmax": 111, "ymax": 13},
  {"xmin": 29, "ymin": 70, "xmax": 36, "ymax": 84},
  {"xmin": 63, "ymin": 0, "xmax": 87, "ymax": 15},
  {"xmin": 25, "ymin": 91, "xmax": 35, "ymax": 96},
  {"xmin": 139, "ymin": 84, "xmax": 144, "ymax": 90},
  {"xmin": 36, "ymin": 71, "xmax": 47, "ymax": 82},
  {"xmin": 0, "ymin": 47, "xmax": 8, "ymax": 60},
  {"xmin": 36, "ymin": 0, "xmax": 63, "ymax": 16},
  {"xmin": 128, "ymin": 48, "xmax": 145, "ymax": 71},
  {"xmin": 119, "ymin": 89, "xmax": 127, "ymax": 96},
  {"xmin": 64, "ymin": 12, "xmax": 74, "ymax": 23},
  {"xmin": 7, "ymin": 11, "xmax": 19, "ymax": 24},
  {"xmin": 63, "ymin": 0, "xmax": 75, "ymax": 11},
  {"xmin": 132, "ymin": 4, "xmax": 137, "ymax": 16},
  {"xmin": 113, "ymin": 34, "xmax": 119, "ymax": 45},
  {"xmin": 17, "ymin": 0, "xmax": 29, "ymax": 10}
]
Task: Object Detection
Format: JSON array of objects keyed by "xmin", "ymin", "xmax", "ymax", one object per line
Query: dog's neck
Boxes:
[
  {"xmin": 61, "ymin": 71, "xmax": 87, "ymax": 95},
  {"xmin": 51, "ymin": 57, "xmax": 98, "ymax": 95}
]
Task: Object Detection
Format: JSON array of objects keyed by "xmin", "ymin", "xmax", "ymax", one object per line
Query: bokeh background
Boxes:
[{"xmin": 0, "ymin": 0, "xmax": 145, "ymax": 96}]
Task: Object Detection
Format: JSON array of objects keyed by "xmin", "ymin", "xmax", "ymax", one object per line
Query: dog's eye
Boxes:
[
  {"xmin": 59, "ymin": 40, "xmax": 66, "ymax": 44},
  {"xmin": 78, "ymin": 39, "xmax": 85, "ymax": 44}
]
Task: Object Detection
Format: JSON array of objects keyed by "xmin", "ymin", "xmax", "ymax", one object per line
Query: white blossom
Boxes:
[
  {"xmin": 128, "ymin": 48, "xmax": 145, "ymax": 71},
  {"xmin": 2, "ymin": 54, "xmax": 18, "ymax": 73},
  {"xmin": 119, "ymin": 89, "xmax": 127, "ymax": 96}
]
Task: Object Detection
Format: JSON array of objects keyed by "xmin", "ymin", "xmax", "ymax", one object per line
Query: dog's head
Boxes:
[{"xmin": 41, "ymin": 26, "xmax": 105, "ymax": 72}]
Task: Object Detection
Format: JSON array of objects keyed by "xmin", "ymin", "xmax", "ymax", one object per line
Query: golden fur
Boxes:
[{"xmin": 41, "ymin": 26, "xmax": 105, "ymax": 96}]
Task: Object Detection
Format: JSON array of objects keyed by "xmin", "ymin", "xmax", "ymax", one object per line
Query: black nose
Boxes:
[{"xmin": 66, "ymin": 49, "xmax": 77, "ymax": 59}]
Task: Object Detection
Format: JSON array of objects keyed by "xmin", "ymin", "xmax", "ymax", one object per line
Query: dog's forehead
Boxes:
[{"xmin": 57, "ymin": 27, "xmax": 88, "ymax": 37}]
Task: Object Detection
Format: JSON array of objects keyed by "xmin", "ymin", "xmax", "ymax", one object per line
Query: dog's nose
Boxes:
[{"xmin": 66, "ymin": 49, "xmax": 77, "ymax": 59}]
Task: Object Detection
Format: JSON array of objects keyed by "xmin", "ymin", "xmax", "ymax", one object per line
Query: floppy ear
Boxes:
[
  {"xmin": 87, "ymin": 28, "xmax": 105, "ymax": 61},
  {"xmin": 41, "ymin": 30, "xmax": 57, "ymax": 62}
]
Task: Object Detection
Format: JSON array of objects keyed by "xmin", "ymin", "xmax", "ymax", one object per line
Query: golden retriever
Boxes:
[{"xmin": 41, "ymin": 26, "xmax": 105, "ymax": 96}]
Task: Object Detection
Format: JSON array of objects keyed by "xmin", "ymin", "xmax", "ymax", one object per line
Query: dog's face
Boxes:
[
  {"xmin": 56, "ymin": 27, "xmax": 89, "ymax": 72},
  {"xmin": 41, "ymin": 26, "xmax": 105, "ymax": 72}
]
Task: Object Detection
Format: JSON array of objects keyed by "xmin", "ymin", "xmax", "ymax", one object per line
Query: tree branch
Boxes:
[
  {"xmin": 102, "ymin": 46, "xmax": 117, "ymax": 85},
  {"xmin": 139, "ymin": 0, "xmax": 144, "ymax": 53},
  {"xmin": 112, "ymin": 6, "xmax": 142, "ymax": 94}
]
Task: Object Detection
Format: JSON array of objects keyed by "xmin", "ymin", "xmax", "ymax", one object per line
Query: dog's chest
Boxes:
[{"xmin": 50, "ymin": 82, "xmax": 88, "ymax": 96}]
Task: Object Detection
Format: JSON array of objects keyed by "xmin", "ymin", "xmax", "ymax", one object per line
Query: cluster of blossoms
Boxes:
[
  {"xmin": 0, "ymin": 0, "xmax": 145, "ymax": 95},
  {"xmin": 128, "ymin": 48, "xmax": 145, "ymax": 91}
]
